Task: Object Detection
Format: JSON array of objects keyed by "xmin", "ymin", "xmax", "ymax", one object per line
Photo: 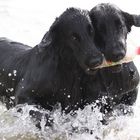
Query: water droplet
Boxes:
[
  {"xmin": 67, "ymin": 95, "xmax": 71, "ymax": 98},
  {"xmin": 8, "ymin": 73, "xmax": 12, "ymax": 77},
  {"xmin": 13, "ymin": 70, "xmax": 17, "ymax": 76}
]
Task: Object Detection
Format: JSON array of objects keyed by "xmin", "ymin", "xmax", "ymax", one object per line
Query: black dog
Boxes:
[
  {"xmin": 0, "ymin": 8, "xmax": 103, "ymax": 113},
  {"xmin": 90, "ymin": 3, "xmax": 140, "ymax": 62},
  {"xmin": 83, "ymin": 3, "xmax": 140, "ymax": 113}
]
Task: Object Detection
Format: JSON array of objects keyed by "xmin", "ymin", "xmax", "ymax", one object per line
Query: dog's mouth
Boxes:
[
  {"xmin": 85, "ymin": 67, "xmax": 99, "ymax": 75},
  {"xmin": 106, "ymin": 64, "xmax": 122, "ymax": 73},
  {"xmin": 85, "ymin": 63, "xmax": 123, "ymax": 74},
  {"xmin": 84, "ymin": 54, "xmax": 127, "ymax": 74}
]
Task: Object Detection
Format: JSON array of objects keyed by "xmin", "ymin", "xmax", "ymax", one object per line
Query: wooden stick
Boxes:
[{"xmin": 95, "ymin": 46, "xmax": 140, "ymax": 69}]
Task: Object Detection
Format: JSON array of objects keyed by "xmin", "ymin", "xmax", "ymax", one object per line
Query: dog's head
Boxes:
[
  {"xmin": 39, "ymin": 8, "xmax": 103, "ymax": 75},
  {"xmin": 90, "ymin": 3, "xmax": 140, "ymax": 62}
]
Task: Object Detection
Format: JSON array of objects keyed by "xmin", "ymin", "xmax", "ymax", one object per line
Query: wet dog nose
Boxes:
[
  {"xmin": 112, "ymin": 50, "xmax": 126, "ymax": 62},
  {"xmin": 86, "ymin": 56, "xmax": 103, "ymax": 68},
  {"xmin": 115, "ymin": 52, "xmax": 125, "ymax": 61},
  {"xmin": 111, "ymin": 42, "xmax": 126, "ymax": 62}
]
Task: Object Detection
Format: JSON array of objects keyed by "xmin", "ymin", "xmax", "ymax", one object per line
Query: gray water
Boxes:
[{"xmin": 0, "ymin": 0, "xmax": 140, "ymax": 139}]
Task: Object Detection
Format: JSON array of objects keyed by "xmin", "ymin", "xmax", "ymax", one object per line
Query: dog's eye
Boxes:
[
  {"xmin": 114, "ymin": 19, "xmax": 121, "ymax": 26},
  {"xmin": 89, "ymin": 28, "xmax": 94, "ymax": 35},
  {"xmin": 71, "ymin": 33, "xmax": 80, "ymax": 42},
  {"xmin": 119, "ymin": 25, "xmax": 123, "ymax": 30},
  {"xmin": 114, "ymin": 19, "xmax": 123, "ymax": 30}
]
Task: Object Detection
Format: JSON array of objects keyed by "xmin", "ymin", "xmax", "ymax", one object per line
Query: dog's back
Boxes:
[
  {"xmin": 0, "ymin": 37, "xmax": 31, "ymax": 53},
  {"xmin": 0, "ymin": 38, "xmax": 32, "ymax": 102},
  {"xmin": 0, "ymin": 38, "xmax": 31, "ymax": 65}
]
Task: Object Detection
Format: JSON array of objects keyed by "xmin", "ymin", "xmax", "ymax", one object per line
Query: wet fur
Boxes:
[
  {"xmin": 0, "ymin": 8, "xmax": 103, "ymax": 113},
  {"xmin": 87, "ymin": 3, "xmax": 140, "ymax": 113}
]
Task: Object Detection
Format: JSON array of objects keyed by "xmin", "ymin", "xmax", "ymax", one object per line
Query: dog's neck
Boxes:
[{"xmin": 30, "ymin": 44, "xmax": 83, "ymax": 111}]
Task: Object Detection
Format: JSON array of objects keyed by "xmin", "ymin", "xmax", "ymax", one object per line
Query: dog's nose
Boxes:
[
  {"xmin": 112, "ymin": 50, "xmax": 125, "ymax": 62},
  {"xmin": 115, "ymin": 52, "xmax": 125, "ymax": 61},
  {"xmin": 86, "ymin": 56, "xmax": 103, "ymax": 68},
  {"xmin": 111, "ymin": 42, "xmax": 126, "ymax": 62}
]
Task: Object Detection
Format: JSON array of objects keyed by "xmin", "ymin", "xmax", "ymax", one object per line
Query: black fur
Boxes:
[
  {"xmin": 90, "ymin": 3, "xmax": 140, "ymax": 62},
  {"xmin": 82, "ymin": 62, "xmax": 139, "ymax": 113},
  {"xmin": 87, "ymin": 3, "xmax": 140, "ymax": 112},
  {"xmin": 0, "ymin": 8, "xmax": 103, "ymax": 113},
  {"xmin": 0, "ymin": 5, "xmax": 139, "ymax": 119}
]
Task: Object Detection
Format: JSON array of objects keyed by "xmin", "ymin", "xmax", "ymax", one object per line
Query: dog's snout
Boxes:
[{"xmin": 86, "ymin": 56, "xmax": 103, "ymax": 68}]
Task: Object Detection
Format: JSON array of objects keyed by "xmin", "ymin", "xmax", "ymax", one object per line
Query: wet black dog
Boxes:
[
  {"xmin": 85, "ymin": 3, "xmax": 140, "ymax": 113},
  {"xmin": 90, "ymin": 3, "xmax": 140, "ymax": 62},
  {"xmin": 0, "ymin": 8, "xmax": 103, "ymax": 113}
]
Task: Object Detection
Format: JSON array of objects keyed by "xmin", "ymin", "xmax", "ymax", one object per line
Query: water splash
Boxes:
[{"xmin": 0, "ymin": 102, "xmax": 139, "ymax": 140}]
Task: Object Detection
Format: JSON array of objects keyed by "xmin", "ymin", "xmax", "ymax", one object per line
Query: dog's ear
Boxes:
[
  {"xmin": 38, "ymin": 17, "xmax": 60, "ymax": 52},
  {"xmin": 122, "ymin": 11, "xmax": 140, "ymax": 32},
  {"xmin": 132, "ymin": 14, "xmax": 140, "ymax": 27},
  {"xmin": 41, "ymin": 32, "xmax": 53, "ymax": 47},
  {"xmin": 38, "ymin": 32, "xmax": 53, "ymax": 52}
]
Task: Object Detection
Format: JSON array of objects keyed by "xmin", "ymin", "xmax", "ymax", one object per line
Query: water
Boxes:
[
  {"xmin": 0, "ymin": 0, "xmax": 140, "ymax": 139},
  {"xmin": 0, "ymin": 94, "xmax": 139, "ymax": 140}
]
